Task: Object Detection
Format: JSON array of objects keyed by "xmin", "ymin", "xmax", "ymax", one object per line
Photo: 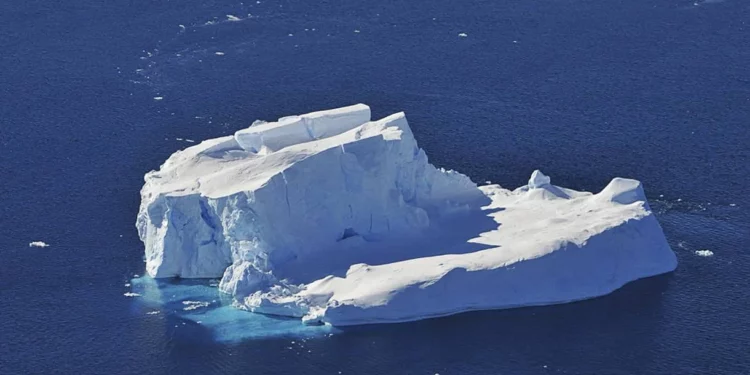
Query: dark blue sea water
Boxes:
[{"xmin": 2, "ymin": 0, "xmax": 749, "ymax": 373}]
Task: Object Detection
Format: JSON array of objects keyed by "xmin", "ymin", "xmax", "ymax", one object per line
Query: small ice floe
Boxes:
[
  {"xmin": 354, "ymin": 29, "xmax": 360, "ymax": 33},
  {"xmin": 176, "ymin": 138, "xmax": 183, "ymax": 141},
  {"xmin": 458, "ymin": 32, "xmax": 468, "ymax": 37},
  {"xmin": 154, "ymin": 96, "xmax": 164, "ymax": 101},
  {"xmin": 178, "ymin": 24, "xmax": 186, "ymax": 31},
  {"xmin": 695, "ymin": 250, "xmax": 714, "ymax": 257},
  {"xmin": 288, "ymin": 33, "xmax": 294, "ymax": 37},
  {"xmin": 185, "ymin": 139, "xmax": 195, "ymax": 143},
  {"xmin": 729, "ymin": 203, "xmax": 737, "ymax": 207},
  {"xmin": 215, "ymin": 51, "xmax": 225, "ymax": 56},
  {"xmin": 124, "ymin": 283, "xmax": 131, "ymax": 287},
  {"xmin": 182, "ymin": 301, "xmax": 210, "ymax": 311},
  {"xmin": 226, "ymin": 14, "xmax": 241, "ymax": 22},
  {"xmin": 29, "ymin": 241, "xmax": 50, "ymax": 248},
  {"xmin": 124, "ymin": 292, "xmax": 141, "ymax": 297},
  {"xmin": 146, "ymin": 311, "xmax": 160, "ymax": 315}
]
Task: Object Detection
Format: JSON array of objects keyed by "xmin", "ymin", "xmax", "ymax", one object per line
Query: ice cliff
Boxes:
[{"xmin": 137, "ymin": 104, "xmax": 677, "ymax": 326}]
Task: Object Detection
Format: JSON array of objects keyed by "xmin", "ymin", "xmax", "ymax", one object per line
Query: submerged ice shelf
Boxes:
[{"xmin": 136, "ymin": 104, "xmax": 677, "ymax": 326}]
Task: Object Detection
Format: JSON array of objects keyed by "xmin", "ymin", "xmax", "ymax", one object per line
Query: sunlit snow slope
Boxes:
[{"xmin": 137, "ymin": 104, "xmax": 677, "ymax": 326}]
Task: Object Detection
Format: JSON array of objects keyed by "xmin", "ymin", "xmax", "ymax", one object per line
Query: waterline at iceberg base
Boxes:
[{"xmin": 136, "ymin": 104, "xmax": 677, "ymax": 327}]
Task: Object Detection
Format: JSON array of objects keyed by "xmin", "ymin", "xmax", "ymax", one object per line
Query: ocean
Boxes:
[{"xmin": 1, "ymin": 0, "xmax": 748, "ymax": 373}]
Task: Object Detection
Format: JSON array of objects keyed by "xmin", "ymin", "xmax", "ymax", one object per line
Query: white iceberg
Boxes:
[{"xmin": 136, "ymin": 104, "xmax": 677, "ymax": 326}]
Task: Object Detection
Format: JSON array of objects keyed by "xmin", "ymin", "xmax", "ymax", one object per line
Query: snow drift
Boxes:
[{"xmin": 136, "ymin": 104, "xmax": 677, "ymax": 326}]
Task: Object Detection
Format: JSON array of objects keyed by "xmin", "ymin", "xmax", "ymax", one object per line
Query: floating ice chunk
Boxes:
[
  {"xmin": 136, "ymin": 104, "xmax": 677, "ymax": 327},
  {"xmin": 29, "ymin": 241, "xmax": 50, "ymax": 248},
  {"xmin": 146, "ymin": 311, "xmax": 160, "ymax": 315},
  {"xmin": 215, "ymin": 52, "xmax": 225, "ymax": 56},
  {"xmin": 528, "ymin": 170, "xmax": 551, "ymax": 188},
  {"xmin": 458, "ymin": 33, "xmax": 468, "ymax": 37},
  {"xmin": 226, "ymin": 15, "xmax": 241, "ymax": 21},
  {"xmin": 154, "ymin": 96, "xmax": 164, "ymax": 101},
  {"xmin": 124, "ymin": 292, "xmax": 141, "ymax": 297},
  {"xmin": 183, "ymin": 301, "xmax": 210, "ymax": 311},
  {"xmin": 695, "ymin": 250, "xmax": 714, "ymax": 257}
]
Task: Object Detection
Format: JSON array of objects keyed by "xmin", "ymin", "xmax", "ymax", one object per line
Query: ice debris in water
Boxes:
[
  {"xmin": 29, "ymin": 241, "xmax": 50, "ymax": 248},
  {"xmin": 226, "ymin": 15, "xmax": 241, "ymax": 21},
  {"xmin": 182, "ymin": 301, "xmax": 210, "ymax": 311},
  {"xmin": 695, "ymin": 250, "xmax": 714, "ymax": 257},
  {"xmin": 124, "ymin": 292, "xmax": 141, "ymax": 297},
  {"xmin": 458, "ymin": 32, "xmax": 468, "ymax": 37}
]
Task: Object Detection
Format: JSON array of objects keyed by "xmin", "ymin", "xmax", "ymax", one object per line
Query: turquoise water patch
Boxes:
[{"xmin": 129, "ymin": 277, "xmax": 335, "ymax": 342}]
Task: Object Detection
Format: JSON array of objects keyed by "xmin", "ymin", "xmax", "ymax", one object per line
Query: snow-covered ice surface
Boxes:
[{"xmin": 137, "ymin": 104, "xmax": 677, "ymax": 326}]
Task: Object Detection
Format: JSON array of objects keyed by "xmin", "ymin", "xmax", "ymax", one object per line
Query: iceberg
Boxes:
[{"xmin": 136, "ymin": 104, "xmax": 677, "ymax": 326}]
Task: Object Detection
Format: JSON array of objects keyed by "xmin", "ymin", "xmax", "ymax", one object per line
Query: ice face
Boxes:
[{"xmin": 136, "ymin": 104, "xmax": 677, "ymax": 326}]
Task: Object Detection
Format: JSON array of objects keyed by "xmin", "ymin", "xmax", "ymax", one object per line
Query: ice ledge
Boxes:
[{"xmin": 234, "ymin": 103, "xmax": 371, "ymax": 153}]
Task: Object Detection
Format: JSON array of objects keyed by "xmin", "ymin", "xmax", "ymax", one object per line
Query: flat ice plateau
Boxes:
[{"xmin": 137, "ymin": 104, "xmax": 677, "ymax": 326}]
